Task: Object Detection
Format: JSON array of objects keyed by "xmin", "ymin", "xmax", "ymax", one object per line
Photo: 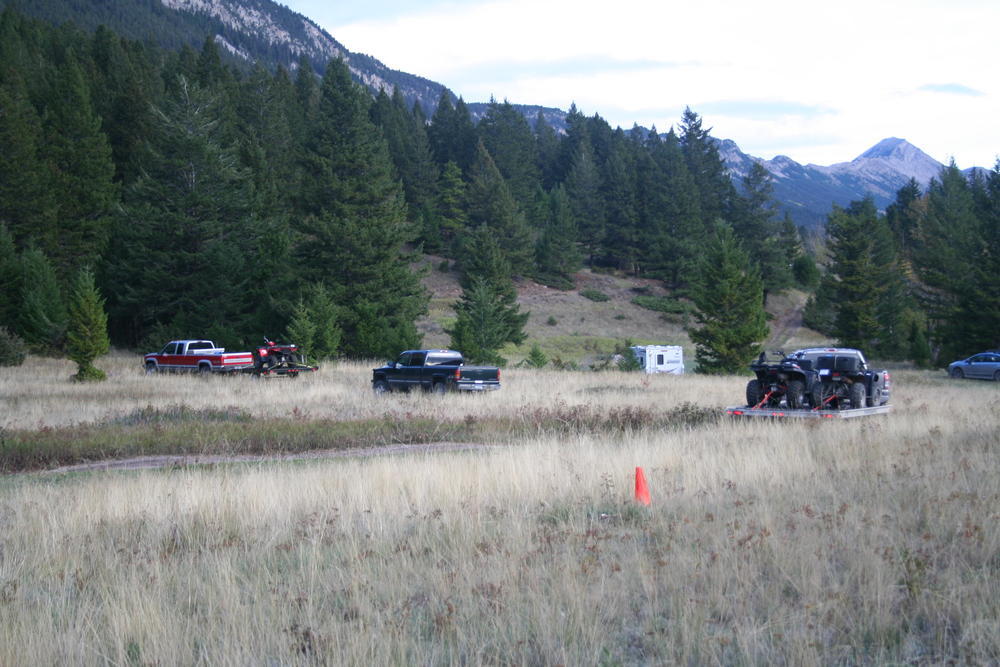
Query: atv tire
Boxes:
[
  {"xmin": 746, "ymin": 379, "xmax": 762, "ymax": 407},
  {"xmin": 785, "ymin": 380, "xmax": 806, "ymax": 409},
  {"xmin": 849, "ymin": 382, "xmax": 866, "ymax": 409}
]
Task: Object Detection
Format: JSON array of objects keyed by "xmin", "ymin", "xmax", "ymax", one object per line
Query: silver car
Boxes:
[{"xmin": 948, "ymin": 351, "xmax": 1000, "ymax": 381}]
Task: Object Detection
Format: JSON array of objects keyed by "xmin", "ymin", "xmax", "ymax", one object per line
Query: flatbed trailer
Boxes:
[{"xmin": 725, "ymin": 405, "xmax": 892, "ymax": 419}]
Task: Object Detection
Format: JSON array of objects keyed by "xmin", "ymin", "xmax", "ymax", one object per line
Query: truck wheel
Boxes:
[
  {"xmin": 145, "ymin": 362, "xmax": 157, "ymax": 374},
  {"xmin": 950, "ymin": 367, "xmax": 964, "ymax": 379},
  {"xmin": 431, "ymin": 381, "xmax": 447, "ymax": 395},
  {"xmin": 199, "ymin": 364, "xmax": 212, "ymax": 375},
  {"xmin": 746, "ymin": 379, "xmax": 762, "ymax": 407},
  {"xmin": 785, "ymin": 380, "xmax": 805, "ymax": 409},
  {"xmin": 373, "ymin": 379, "xmax": 390, "ymax": 395},
  {"xmin": 994, "ymin": 370, "xmax": 1000, "ymax": 382},
  {"xmin": 849, "ymin": 382, "xmax": 866, "ymax": 409}
]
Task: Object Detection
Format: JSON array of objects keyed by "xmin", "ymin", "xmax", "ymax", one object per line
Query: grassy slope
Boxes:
[{"xmin": 415, "ymin": 255, "xmax": 827, "ymax": 366}]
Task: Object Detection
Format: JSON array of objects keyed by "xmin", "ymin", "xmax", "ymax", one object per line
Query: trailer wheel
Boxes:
[
  {"xmin": 786, "ymin": 380, "xmax": 805, "ymax": 409},
  {"xmin": 373, "ymin": 379, "xmax": 390, "ymax": 395},
  {"xmin": 849, "ymin": 382, "xmax": 866, "ymax": 409},
  {"xmin": 745, "ymin": 379, "xmax": 762, "ymax": 407}
]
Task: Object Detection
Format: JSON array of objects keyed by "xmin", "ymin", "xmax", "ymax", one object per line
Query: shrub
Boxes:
[
  {"xmin": 546, "ymin": 316, "xmax": 558, "ymax": 326},
  {"xmin": 0, "ymin": 326, "xmax": 27, "ymax": 366},
  {"xmin": 580, "ymin": 289, "xmax": 609, "ymax": 302},
  {"xmin": 630, "ymin": 295, "xmax": 688, "ymax": 315}
]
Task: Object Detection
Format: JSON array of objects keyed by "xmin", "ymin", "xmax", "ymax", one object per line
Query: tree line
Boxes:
[{"xmin": 0, "ymin": 7, "xmax": 995, "ymax": 372}]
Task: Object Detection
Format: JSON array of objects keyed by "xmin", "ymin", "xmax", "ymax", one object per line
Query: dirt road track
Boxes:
[{"xmin": 40, "ymin": 442, "xmax": 494, "ymax": 475}]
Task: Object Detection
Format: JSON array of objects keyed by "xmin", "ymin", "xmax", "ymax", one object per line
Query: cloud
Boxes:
[
  {"xmin": 446, "ymin": 57, "xmax": 684, "ymax": 85},
  {"xmin": 695, "ymin": 100, "xmax": 836, "ymax": 121},
  {"xmin": 918, "ymin": 83, "xmax": 985, "ymax": 97}
]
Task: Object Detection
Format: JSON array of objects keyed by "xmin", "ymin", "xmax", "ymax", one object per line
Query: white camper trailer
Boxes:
[{"xmin": 631, "ymin": 345, "xmax": 685, "ymax": 374}]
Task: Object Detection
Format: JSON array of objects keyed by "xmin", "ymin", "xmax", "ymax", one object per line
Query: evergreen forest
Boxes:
[{"xmin": 0, "ymin": 8, "xmax": 997, "ymax": 366}]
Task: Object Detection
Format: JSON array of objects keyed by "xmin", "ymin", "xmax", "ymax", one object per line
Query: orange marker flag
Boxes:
[{"xmin": 635, "ymin": 466, "xmax": 651, "ymax": 506}]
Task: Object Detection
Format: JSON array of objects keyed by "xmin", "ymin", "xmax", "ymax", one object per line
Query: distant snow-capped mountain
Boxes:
[{"xmin": 719, "ymin": 137, "xmax": 949, "ymax": 230}]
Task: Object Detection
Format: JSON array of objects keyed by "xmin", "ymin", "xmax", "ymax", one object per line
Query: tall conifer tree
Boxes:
[
  {"xmin": 294, "ymin": 59, "xmax": 427, "ymax": 358},
  {"xmin": 688, "ymin": 224, "xmax": 769, "ymax": 373}
]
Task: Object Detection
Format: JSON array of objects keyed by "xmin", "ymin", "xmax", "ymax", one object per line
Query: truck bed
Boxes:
[{"xmin": 725, "ymin": 405, "xmax": 892, "ymax": 419}]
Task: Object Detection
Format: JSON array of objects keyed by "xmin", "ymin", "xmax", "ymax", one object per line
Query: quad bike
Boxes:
[{"xmin": 250, "ymin": 338, "xmax": 319, "ymax": 377}]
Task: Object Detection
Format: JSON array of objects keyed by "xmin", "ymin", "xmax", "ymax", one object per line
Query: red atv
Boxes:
[{"xmin": 251, "ymin": 338, "xmax": 319, "ymax": 377}]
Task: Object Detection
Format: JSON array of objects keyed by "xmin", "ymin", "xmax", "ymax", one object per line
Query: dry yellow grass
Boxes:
[{"xmin": 0, "ymin": 353, "xmax": 998, "ymax": 663}]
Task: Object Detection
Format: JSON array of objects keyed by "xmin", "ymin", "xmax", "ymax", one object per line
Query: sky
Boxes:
[{"xmin": 279, "ymin": 0, "xmax": 998, "ymax": 169}]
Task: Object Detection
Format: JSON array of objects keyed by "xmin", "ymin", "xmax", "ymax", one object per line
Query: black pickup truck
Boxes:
[{"xmin": 372, "ymin": 349, "xmax": 501, "ymax": 394}]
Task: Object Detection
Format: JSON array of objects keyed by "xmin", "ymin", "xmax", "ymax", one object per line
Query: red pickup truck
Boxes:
[{"xmin": 143, "ymin": 340, "xmax": 255, "ymax": 374}]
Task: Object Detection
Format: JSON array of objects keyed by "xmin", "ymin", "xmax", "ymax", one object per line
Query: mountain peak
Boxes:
[{"xmin": 856, "ymin": 137, "xmax": 932, "ymax": 163}]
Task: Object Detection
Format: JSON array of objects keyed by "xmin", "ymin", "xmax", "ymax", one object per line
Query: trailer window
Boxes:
[{"xmin": 656, "ymin": 354, "xmax": 664, "ymax": 366}]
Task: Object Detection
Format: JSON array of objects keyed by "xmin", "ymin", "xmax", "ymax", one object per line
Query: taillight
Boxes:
[
  {"xmin": 454, "ymin": 367, "xmax": 461, "ymax": 380},
  {"xmin": 497, "ymin": 369, "xmax": 501, "ymax": 381}
]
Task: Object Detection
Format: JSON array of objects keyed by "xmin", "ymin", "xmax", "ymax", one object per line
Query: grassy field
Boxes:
[{"xmin": 1, "ymin": 354, "xmax": 998, "ymax": 664}]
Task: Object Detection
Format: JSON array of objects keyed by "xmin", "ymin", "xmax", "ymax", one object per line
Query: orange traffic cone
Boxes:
[{"xmin": 635, "ymin": 467, "xmax": 651, "ymax": 506}]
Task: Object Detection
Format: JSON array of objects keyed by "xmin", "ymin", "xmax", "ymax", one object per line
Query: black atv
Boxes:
[
  {"xmin": 746, "ymin": 350, "xmax": 814, "ymax": 409},
  {"xmin": 746, "ymin": 347, "xmax": 891, "ymax": 410}
]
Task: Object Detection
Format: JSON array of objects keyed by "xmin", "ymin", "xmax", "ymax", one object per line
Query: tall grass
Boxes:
[{"xmin": 0, "ymin": 352, "xmax": 997, "ymax": 663}]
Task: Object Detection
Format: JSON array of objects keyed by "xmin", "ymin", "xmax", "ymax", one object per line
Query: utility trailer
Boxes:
[{"xmin": 725, "ymin": 405, "xmax": 892, "ymax": 419}]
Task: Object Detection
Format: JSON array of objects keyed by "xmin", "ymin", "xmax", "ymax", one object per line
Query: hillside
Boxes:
[{"xmin": 414, "ymin": 257, "xmax": 826, "ymax": 368}]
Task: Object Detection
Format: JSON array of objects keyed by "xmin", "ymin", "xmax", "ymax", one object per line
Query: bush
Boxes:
[
  {"xmin": 580, "ymin": 289, "xmax": 610, "ymax": 302},
  {"xmin": 630, "ymin": 295, "xmax": 688, "ymax": 315},
  {"xmin": 0, "ymin": 326, "xmax": 27, "ymax": 366}
]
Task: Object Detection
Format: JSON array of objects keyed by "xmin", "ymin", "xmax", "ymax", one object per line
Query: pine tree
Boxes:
[
  {"xmin": 0, "ymin": 78, "xmax": 54, "ymax": 250},
  {"xmin": 101, "ymin": 75, "xmax": 257, "ymax": 346},
  {"xmin": 601, "ymin": 138, "xmax": 641, "ymax": 273},
  {"xmin": 66, "ymin": 267, "xmax": 110, "ymax": 381},
  {"xmin": 293, "ymin": 59, "xmax": 427, "ymax": 358},
  {"xmin": 911, "ymin": 163, "xmax": 981, "ymax": 361},
  {"xmin": 679, "ymin": 107, "xmax": 736, "ymax": 229},
  {"xmin": 732, "ymin": 162, "xmax": 790, "ymax": 298},
  {"xmin": 448, "ymin": 225, "xmax": 528, "ymax": 364},
  {"xmin": 564, "ymin": 141, "xmax": 605, "ymax": 266},
  {"xmin": 820, "ymin": 199, "xmax": 905, "ymax": 354},
  {"xmin": 18, "ymin": 247, "xmax": 66, "ymax": 352},
  {"xmin": 477, "ymin": 98, "xmax": 541, "ymax": 208},
  {"xmin": 688, "ymin": 224, "xmax": 769, "ymax": 374},
  {"xmin": 534, "ymin": 184, "xmax": 580, "ymax": 287},
  {"xmin": 284, "ymin": 283, "xmax": 341, "ymax": 360},
  {"xmin": 464, "ymin": 140, "xmax": 533, "ymax": 275},
  {"xmin": 0, "ymin": 224, "xmax": 20, "ymax": 329},
  {"xmin": 42, "ymin": 48, "xmax": 119, "ymax": 277},
  {"xmin": 645, "ymin": 128, "xmax": 702, "ymax": 288},
  {"xmin": 525, "ymin": 342, "xmax": 548, "ymax": 368},
  {"xmin": 534, "ymin": 111, "xmax": 560, "ymax": 190},
  {"xmin": 434, "ymin": 161, "xmax": 467, "ymax": 252}
]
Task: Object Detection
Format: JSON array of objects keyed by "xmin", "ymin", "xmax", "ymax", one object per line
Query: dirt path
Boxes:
[{"xmin": 40, "ymin": 442, "xmax": 494, "ymax": 475}]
